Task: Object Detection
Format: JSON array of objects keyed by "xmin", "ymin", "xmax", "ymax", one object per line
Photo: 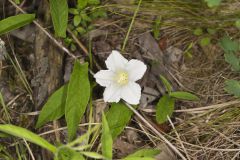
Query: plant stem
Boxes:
[{"xmin": 122, "ymin": 0, "xmax": 142, "ymax": 52}]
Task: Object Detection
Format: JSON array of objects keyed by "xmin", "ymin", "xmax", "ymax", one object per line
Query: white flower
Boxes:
[{"xmin": 94, "ymin": 50, "xmax": 147, "ymax": 105}]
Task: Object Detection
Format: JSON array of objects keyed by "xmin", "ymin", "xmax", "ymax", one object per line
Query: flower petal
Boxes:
[
  {"xmin": 105, "ymin": 50, "xmax": 128, "ymax": 71},
  {"xmin": 94, "ymin": 70, "xmax": 115, "ymax": 87},
  {"xmin": 121, "ymin": 82, "xmax": 141, "ymax": 105},
  {"xmin": 103, "ymin": 84, "xmax": 121, "ymax": 103},
  {"xmin": 126, "ymin": 59, "xmax": 147, "ymax": 81}
]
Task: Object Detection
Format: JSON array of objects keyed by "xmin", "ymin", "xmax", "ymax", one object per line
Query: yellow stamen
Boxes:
[{"xmin": 116, "ymin": 71, "xmax": 129, "ymax": 85}]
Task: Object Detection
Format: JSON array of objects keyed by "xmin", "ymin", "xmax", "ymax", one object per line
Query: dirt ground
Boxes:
[{"xmin": 1, "ymin": 0, "xmax": 240, "ymax": 160}]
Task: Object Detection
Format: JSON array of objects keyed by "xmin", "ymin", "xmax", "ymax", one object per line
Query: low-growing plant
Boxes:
[
  {"xmin": 66, "ymin": 0, "xmax": 107, "ymax": 51},
  {"xmin": 220, "ymin": 36, "xmax": 240, "ymax": 97},
  {"xmin": 156, "ymin": 75, "xmax": 199, "ymax": 123}
]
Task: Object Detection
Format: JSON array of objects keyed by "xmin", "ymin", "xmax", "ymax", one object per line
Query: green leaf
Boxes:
[
  {"xmin": 0, "ymin": 14, "xmax": 35, "ymax": 35},
  {"xmin": 225, "ymin": 80, "xmax": 240, "ymax": 97},
  {"xmin": 200, "ymin": 37, "xmax": 211, "ymax": 46},
  {"xmin": 90, "ymin": 9, "xmax": 107, "ymax": 19},
  {"xmin": 169, "ymin": 91, "xmax": 199, "ymax": 101},
  {"xmin": 224, "ymin": 52, "xmax": 240, "ymax": 71},
  {"xmin": 81, "ymin": 12, "xmax": 92, "ymax": 22},
  {"xmin": 101, "ymin": 112, "xmax": 112, "ymax": 159},
  {"xmin": 125, "ymin": 149, "xmax": 160, "ymax": 158},
  {"xmin": 69, "ymin": 8, "xmax": 79, "ymax": 15},
  {"xmin": 76, "ymin": 27, "xmax": 86, "ymax": 34},
  {"xmin": 65, "ymin": 61, "xmax": 90, "ymax": 141},
  {"xmin": 36, "ymin": 85, "xmax": 68, "ymax": 128},
  {"xmin": 153, "ymin": 17, "xmax": 161, "ymax": 39},
  {"xmin": 70, "ymin": 43, "xmax": 77, "ymax": 51},
  {"xmin": 74, "ymin": 15, "xmax": 82, "ymax": 26},
  {"xmin": 236, "ymin": 20, "xmax": 240, "ymax": 29},
  {"xmin": 106, "ymin": 103, "xmax": 133, "ymax": 139},
  {"xmin": 193, "ymin": 28, "xmax": 203, "ymax": 36},
  {"xmin": 156, "ymin": 95, "xmax": 175, "ymax": 124},
  {"xmin": 88, "ymin": 0, "xmax": 100, "ymax": 5},
  {"xmin": 159, "ymin": 75, "xmax": 172, "ymax": 93},
  {"xmin": 14, "ymin": 0, "xmax": 20, "ymax": 4},
  {"xmin": 68, "ymin": 125, "xmax": 99, "ymax": 147},
  {"xmin": 80, "ymin": 152, "xmax": 105, "ymax": 159},
  {"xmin": 205, "ymin": 0, "xmax": 222, "ymax": 7},
  {"xmin": 0, "ymin": 124, "xmax": 56, "ymax": 153},
  {"xmin": 49, "ymin": 0, "xmax": 68, "ymax": 37},
  {"xmin": 77, "ymin": 0, "xmax": 88, "ymax": 9},
  {"xmin": 55, "ymin": 146, "xmax": 85, "ymax": 160},
  {"xmin": 219, "ymin": 36, "xmax": 239, "ymax": 53}
]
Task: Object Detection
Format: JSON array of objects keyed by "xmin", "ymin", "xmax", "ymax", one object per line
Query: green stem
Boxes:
[{"xmin": 121, "ymin": 0, "xmax": 143, "ymax": 52}]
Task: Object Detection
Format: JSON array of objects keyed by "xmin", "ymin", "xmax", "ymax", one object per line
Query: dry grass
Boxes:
[{"xmin": 1, "ymin": 0, "xmax": 240, "ymax": 159}]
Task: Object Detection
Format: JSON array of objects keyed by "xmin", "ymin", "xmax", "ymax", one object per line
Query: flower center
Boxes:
[{"xmin": 116, "ymin": 71, "xmax": 129, "ymax": 85}]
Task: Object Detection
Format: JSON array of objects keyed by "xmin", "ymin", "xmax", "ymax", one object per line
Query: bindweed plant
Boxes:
[
  {"xmin": 0, "ymin": 0, "xmax": 205, "ymax": 159},
  {"xmin": 0, "ymin": 53, "xmax": 160, "ymax": 159}
]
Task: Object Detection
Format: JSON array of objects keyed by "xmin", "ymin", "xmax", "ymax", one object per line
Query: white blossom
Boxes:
[{"xmin": 94, "ymin": 50, "xmax": 147, "ymax": 105}]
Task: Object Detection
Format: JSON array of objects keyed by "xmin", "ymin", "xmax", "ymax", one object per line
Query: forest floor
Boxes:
[{"xmin": 1, "ymin": 0, "xmax": 240, "ymax": 160}]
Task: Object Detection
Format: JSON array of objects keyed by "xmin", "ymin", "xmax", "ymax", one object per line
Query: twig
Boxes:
[
  {"xmin": 168, "ymin": 116, "xmax": 191, "ymax": 160},
  {"xmin": 124, "ymin": 102, "xmax": 187, "ymax": 160},
  {"xmin": 67, "ymin": 28, "xmax": 89, "ymax": 55},
  {"xmin": 8, "ymin": 0, "xmax": 77, "ymax": 60},
  {"xmin": 175, "ymin": 100, "xmax": 240, "ymax": 113},
  {"xmin": 23, "ymin": 139, "xmax": 35, "ymax": 160}
]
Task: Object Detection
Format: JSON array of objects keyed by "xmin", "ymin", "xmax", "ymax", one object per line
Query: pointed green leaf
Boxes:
[
  {"xmin": 49, "ymin": 0, "xmax": 68, "ymax": 37},
  {"xmin": 65, "ymin": 61, "xmax": 90, "ymax": 141},
  {"xmin": 219, "ymin": 36, "xmax": 239, "ymax": 53},
  {"xmin": 80, "ymin": 152, "xmax": 105, "ymax": 159},
  {"xmin": 224, "ymin": 52, "xmax": 240, "ymax": 71},
  {"xmin": 69, "ymin": 8, "xmax": 79, "ymax": 15},
  {"xmin": 156, "ymin": 95, "xmax": 175, "ymax": 124},
  {"xmin": 159, "ymin": 75, "xmax": 172, "ymax": 93},
  {"xmin": 101, "ymin": 112, "xmax": 112, "ymax": 159},
  {"xmin": 193, "ymin": 28, "xmax": 203, "ymax": 36},
  {"xmin": 205, "ymin": 0, "xmax": 222, "ymax": 7},
  {"xmin": 106, "ymin": 103, "xmax": 133, "ymax": 139},
  {"xmin": 88, "ymin": 0, "xmax": 100, "ymax": 5},
  {"xmin": 0, "ymin": 14, "xmax": 35, "ymax": 35},
  {"xmin": 77, "ymin": 0, "xmax": 88, "ymax": 9},
  {"xmin": 36, "ymin": 85, "xmax": 68, "ymax": 128},
  {"xmin": 0, "ymin": 124, "xmax": 56, "ymax": 153},
  {"xmin": 169, "ymin": 91, "xmax": 199, "ymax": 101},
  {"xmin": 55, "ymin": 146, "xmax": 85, "ymax": 160},
  {"xmin": 225, "ymin": 80, "xmax": 240, "ymax": 97},
  {"xmin": 73, "ymin": 15, "xmax": 82, "ymax": 26},
  {"xmin": 200, "ymin": 37, "xmax": 211, "ymax": 46}
]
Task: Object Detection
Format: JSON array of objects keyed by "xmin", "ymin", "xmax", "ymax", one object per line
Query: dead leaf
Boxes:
[
  {"xmin": 113, "ymin": 138, "xmax": 137, "ymax": 157},
  {"xmin": 164, "ymin": 46, "xmax": 183, "ymax": 68},
  {"xmin": 138, "ymin": 32, "xmax": 164, "ymax": 62},
  {"xmin": 140, "ymin": 86, "xmax": 160, "ymax": 106},
  {"xmin": 87, "ymin": 29, "xmax": 108, "ymax": 40},
  {"xmin": 125, "ymin": 129, "xmax": 139, "ymax": 144},
  {"xmin": 94, "ymin": 100, "xmax": 108, "ymax": 122}
]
